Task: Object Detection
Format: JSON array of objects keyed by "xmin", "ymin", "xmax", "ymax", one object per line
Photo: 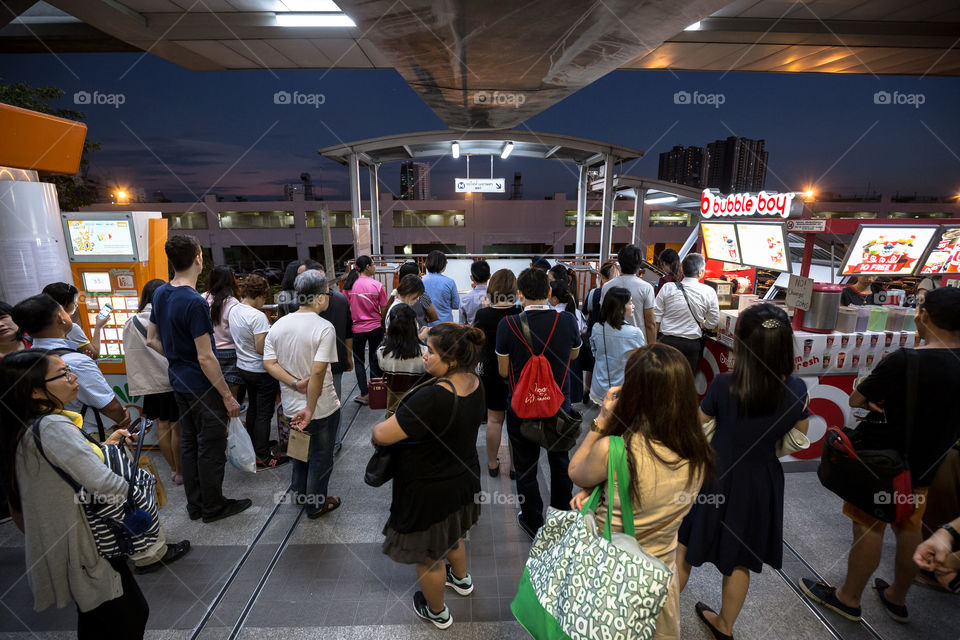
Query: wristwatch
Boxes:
[
  {"xmin": 590, "ymin": 418, "xmax": 605, "ymax": 435},
  {"xmin": 940, "ymin": 523, "xmax": 960, "ymax": 547},
  {"xmin": 289, "ymin": 377, "xmax": 301, "ymax": 390}
]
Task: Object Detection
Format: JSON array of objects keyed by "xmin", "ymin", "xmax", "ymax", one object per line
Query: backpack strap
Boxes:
[
  {"xmin": 31, "ymin": 416, "xmax": 85, "ymax": 494},
  {"xmin": 131, "ymin": 316, "xmax": 148, "ymax": 338}
]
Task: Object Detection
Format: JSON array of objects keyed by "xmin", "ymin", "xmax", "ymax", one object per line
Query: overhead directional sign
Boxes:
[{"xmin": 455, "ymin": 178, "xmax": 505, "ymax": 193}]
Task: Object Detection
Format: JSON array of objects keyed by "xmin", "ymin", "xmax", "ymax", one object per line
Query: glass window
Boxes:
[
  {"xmin": 392, "ymin": 210, "xmax": 465, "ymax": 227},
  {"xmin": 163, "ymin": 211, "xmax": 208, "ymax": 229},
  {"xmin": 889, "ymin": 211, "xmax": 949, "ymax": 219},
  {"xmin": 564, "ymin": 210, "xmax": 633, "ymax": 227},
  {"xmin": 810, "ymin": 211, "xmax": 877, "ymax": 219},
  {"xmin": 306, "ymin": 210, "xmax": 358, "ymax": 228},
  {"xmin": 648, "ymin": 210, "xmax": 692, "ymax": 227},
  {"xmin": 218, "ymin": 211, "xmax": 294, "ymax": 229}
]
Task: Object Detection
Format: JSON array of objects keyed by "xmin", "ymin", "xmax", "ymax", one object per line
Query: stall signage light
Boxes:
[{"xmin": 701, "ymin": 190, "xmax": 798, "ymax": 219}]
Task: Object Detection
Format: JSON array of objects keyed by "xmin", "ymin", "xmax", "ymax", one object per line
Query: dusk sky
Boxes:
[{"xmin": 3, "ymin": 51, "xmax": 960, "ymax": 202}]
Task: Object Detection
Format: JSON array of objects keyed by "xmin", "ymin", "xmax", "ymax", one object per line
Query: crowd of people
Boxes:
[{"xmin": 0, "ymin": 238, "xmax": 958, "ymax": 639}]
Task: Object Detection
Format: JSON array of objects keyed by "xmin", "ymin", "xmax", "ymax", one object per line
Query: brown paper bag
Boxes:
[{"xmin": 287, "ymin": 428, "xmax": 311, "ymax": 462}]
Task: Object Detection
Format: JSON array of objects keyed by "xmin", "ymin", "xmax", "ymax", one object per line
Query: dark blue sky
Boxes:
[{"xmin": 3, "ymin": 51, "xmax": 959, "ymax": 202}]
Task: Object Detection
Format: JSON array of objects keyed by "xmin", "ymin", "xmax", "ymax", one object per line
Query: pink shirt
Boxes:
[
  {"xmin": 345, "ymin": 276, "xmax": 387, "ymax": 333},
  {"xmin": 202, "ymin": 293, "xmax": 239, "ymax": 350}
]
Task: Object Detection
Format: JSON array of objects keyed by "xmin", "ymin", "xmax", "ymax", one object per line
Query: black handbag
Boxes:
[
  {"xmin": 817, "ymin": 349, "xmax": 918, "ymax": 523},
  {"xmin": 519, "ymin": 404, "xmax": 583, "ymax": 452},
  {"xmin": 364, "ymin": 377, "xmax": 459, "ymax": 487}
]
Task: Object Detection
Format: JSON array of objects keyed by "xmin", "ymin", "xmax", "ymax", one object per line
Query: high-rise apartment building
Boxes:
[
  {"xmin": 706, "ymin": 137, "xmax": 768, "ymax": 194},
  {"xmin": 658, "ymin": 145, "xmax": 709, "ymax": 188},
  {"xmin": 400, "ymin": 161, "xmax": 431, "ymax": 200}
]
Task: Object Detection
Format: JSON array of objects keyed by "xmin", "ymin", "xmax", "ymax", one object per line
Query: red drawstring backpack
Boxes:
[{"xmin": 507, "ymin": 311, "xmax": 567, "ymax": 419}]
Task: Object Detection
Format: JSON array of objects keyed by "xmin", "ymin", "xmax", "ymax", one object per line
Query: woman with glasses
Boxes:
[{"xmin": 0, "ymin": 349, "xmax": 150, "ymax": 638}]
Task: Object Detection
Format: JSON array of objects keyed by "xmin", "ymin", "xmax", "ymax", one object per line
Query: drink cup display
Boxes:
[
  {"xmin": 852, "ymin": 353, "xmax": 860, "ymax": 368},
  {"xmin": 841, "ymin": 335, "xmax": 850, "ymax": 349},
  {"xmin": 884, "ymin": 331, "xmax": 893, "ymax": 347},
  {"xmin": 914, "ymin": 334, "xmax": 922, "ymax": 347},
  {"xmin": 899, "ymin": 333, "xmax": 908, "ymax": 347},
  {"xmin": 837, "ymin": 352, "xmax": 846, "ymax": 368},
  {"xmin": 866, "ymin": 353, "xmax": 874, "ymax": 367},
  {"xmin": 826, "ymin": 336, "xmax": 835, "ymax": 349},
  {"xmin": 822, "ymin": 354, "xmax": 831, "ymax": 369},
  {"xmin": 856, "ymin": 333, "xmax": 864, "ymax": 348},
  {"xmin": 803, "ymin": 339, "xmax": 813, "ymax": 358},
  {"xmin": 869, "ymin": 334, "xmax": 879, "ymax": 348}
]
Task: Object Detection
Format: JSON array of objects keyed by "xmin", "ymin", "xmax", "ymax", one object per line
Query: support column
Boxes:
[
  {"xmin": 598, "ymin": 155, "xmax": 616, "ymax": 264},
  {"xmin": 369, "ymin": 163, "xmax": 381, "ymax": 257},
  {"xmin": 575, "ymin": 164, "xmax": 588, "ymax": 256},
  {"xmin": 348, "ymin": 152, "xmax": 362, "ymax": 251},
  {"xmin": 631, "ymin": 187, "xmax": 646, "ymax": 248}
]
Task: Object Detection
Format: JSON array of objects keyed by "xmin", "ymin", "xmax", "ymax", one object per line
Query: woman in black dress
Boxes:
[
  {"xmin": 676, "ymin": 303, "xmax": 810, "ymax": 640},
  {"xmin": 473, "ymin": 269, "xmax": 521, "ymax": 477},
  {"xmin": 371, "ymin": 323, "xmax": 487, "ymax": 629}
]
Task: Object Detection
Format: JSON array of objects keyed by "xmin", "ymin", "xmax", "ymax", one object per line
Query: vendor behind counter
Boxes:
[{"xmin": 840, "ymin": 275, "xmax": 878, "ymax": 306}]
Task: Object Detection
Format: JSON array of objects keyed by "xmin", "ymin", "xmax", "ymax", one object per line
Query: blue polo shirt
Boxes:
[
  {"xmin": 150, "ymin": 283, "xmax": 216, "ymax": 393},
  {"xmin": 422, "ymin": 272, "xmax": 460, "ymax": 324}
]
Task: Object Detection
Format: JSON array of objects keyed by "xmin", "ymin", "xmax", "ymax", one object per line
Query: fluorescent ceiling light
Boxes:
[
  {"xmin": 276, "ymin": 13, "xmax": 355, "ymax": 27},
  {"xmin": 684, "ymin": 21, "xmax": 701, "ymax": 31},
  {"xmin": 451, "ymin": 142, "xmax": 460, "ymax": 158},
  {"xmin": 501, "ymin": 142, "xmax": 514, "ymax": 159},
  {"xmin": 281, "ymin": 0, "xmax": 343, "ymax": 10},
  {"xmin": 645, "ymin": 195, "xmax": 678, "ymax": 204}
]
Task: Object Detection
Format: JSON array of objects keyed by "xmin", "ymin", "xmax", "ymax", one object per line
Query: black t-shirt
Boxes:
[
  {"xmin": 474, "ymin": 306, "xmax": 521, "ymax": 377},
  {"xmin": 856, "ymin": 347, "xmax": 960, "ymax": 486},
  {"xmin": 840, "ymin": 286, "xmax": 874, "ymax": 306},
  {"xmin": 391, "ymin": 381, "xmax": 485, "ymax": 532},
  {"xmin": 495, "ymin": 309, "xmax": 582, "ymax": 407},
  {"xmin": 318, "ymin": 291, "xmax": 353, "ymax": 374}
]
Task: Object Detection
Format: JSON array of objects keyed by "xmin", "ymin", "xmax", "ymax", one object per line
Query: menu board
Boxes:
[
  {"xmin": 81, "ymin": 271, "xmax": 112, "ymax": 293},
  {"xmin": 701, "ymin": 222, "xmax": 741, "ymax": 264},
  {"xmin": 920, "ymin": 227, "xmax": 960, "ymax": 274},
  {"xmin": 65, "ymin": 219, "xmax": 137, "ymax": 259},
  {"xmin": 839, "ymin": 226, "xmax": 938, "ymax": 276},
  {"xmin": 736, "ymin": 222, "xmax": 790, "ymax": 272}
]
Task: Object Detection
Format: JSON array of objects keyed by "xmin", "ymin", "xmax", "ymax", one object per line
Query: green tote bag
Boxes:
[{"xmin": 510, "ymin": 436, "xmax": 672, "ymax": 640}]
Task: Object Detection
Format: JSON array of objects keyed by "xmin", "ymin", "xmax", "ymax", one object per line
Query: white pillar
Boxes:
[
  {"xmin": 348, "ymin": 152, "xmax": 362, "ymax": 245},
  {"xmin": 631, "ymin": 187, "xmax": 646, "ymax": 247},
  {"xmin": 598, "ymin": 155, "xmax": 616, "ymax": 264},
  {"xmin": 368, "ymin": 163, "xmax": 381, "ymax": 257},
  {"xmin": 575, "ymin": 164, "xmax": 588, "ymax": 256}
]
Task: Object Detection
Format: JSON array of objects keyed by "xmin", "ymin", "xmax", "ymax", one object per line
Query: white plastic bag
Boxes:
[{"xmin": 226, "ymin": 417, "xmax": 256, "ymax": 473}]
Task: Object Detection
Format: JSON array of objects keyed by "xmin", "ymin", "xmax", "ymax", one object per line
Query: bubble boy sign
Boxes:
[{"xmin": 701, "ymin": 190, "xmax": 800, "ymax": 219}]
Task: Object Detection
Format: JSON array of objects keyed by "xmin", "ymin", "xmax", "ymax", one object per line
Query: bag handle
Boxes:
[
  {"xmin": 674, "ymin": 282, "xmax": 704, "ymax": 334},
  {"xmin": 605, "ymin": 435, "xmax": 636, "ymax": 539}
]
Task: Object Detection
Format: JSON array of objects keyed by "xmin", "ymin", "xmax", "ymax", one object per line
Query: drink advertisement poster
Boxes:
[
  {"xmin": 920, "ymin": 227, "xmax": 960, "ymax": 274},
  {"xmin": 736, "ymin": 222, "xmax": 790, "ymax": 272},
  {"xmin": 840, "ymin": 226, "xmax": 937, "ymax": 276},
  {"xmin": 701, "ymin": 222, "xmax": 741, "ymax": 264}
]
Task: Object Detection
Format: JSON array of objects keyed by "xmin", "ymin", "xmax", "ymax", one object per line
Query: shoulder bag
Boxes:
[
  {"xmin": 511, "ymin": 436, "xmax": 672, "ymax": 639},
  {"xmin": 674, "ymin": 281, "xmax": 713, "ymax": 359},
  {"xmin": 818, "ymin": 349, "xmax": 918, "ymax": 523},
  {"xmin": 364, "ymin": 377, "xmax": 460, "ymax": 487}
]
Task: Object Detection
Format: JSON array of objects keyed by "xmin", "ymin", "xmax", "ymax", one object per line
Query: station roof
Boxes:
[
  {"xmin": 5, "ymin": 1, "xmax": 959, "ymax": 130},
  {"xmin": 317, "ymin": 130, "xmax": 644, "ymax": 166}
]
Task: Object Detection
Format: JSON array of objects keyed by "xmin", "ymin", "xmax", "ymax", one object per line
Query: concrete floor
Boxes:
[{"xmin": 1, "ymin": 369, "xmax": 957, "ymax": 639}]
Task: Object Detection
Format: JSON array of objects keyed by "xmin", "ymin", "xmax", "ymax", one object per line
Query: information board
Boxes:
[
  {"xmin": 701, "ymin": 222, "xmax": 741, "ymax": 264},
  {"xmin": 839, "ymin": 226, "xmax": 938, "ymax": 276},
  {"xmin": 81, "ymin": 271, "xmax": 112, "ymax": 293},
  {"xmin": 736, "ymin": 222, "xmax": 790, "ymax": 272},
  {"xmin": 64, "ymin": 218, "xmax": 138, "ymax": 261},
  {"xmin": 920, "ymin": 227, "xmax": 960, "ymax": 274}
]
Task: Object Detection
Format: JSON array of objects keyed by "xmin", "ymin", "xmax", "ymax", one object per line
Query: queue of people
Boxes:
[{"xmin": 1, "ymin": 241, "xmax": 958, "ymax": 640}]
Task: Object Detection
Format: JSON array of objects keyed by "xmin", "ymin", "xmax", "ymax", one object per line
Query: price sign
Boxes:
[{"xmin": 786, "ymin": 274, "xmax": 814, "ymax": 311}]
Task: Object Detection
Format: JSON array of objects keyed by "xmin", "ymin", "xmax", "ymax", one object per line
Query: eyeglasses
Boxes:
[{"xmin": 44, "ymin": 366, "xmax": 75, "ymax": 383}]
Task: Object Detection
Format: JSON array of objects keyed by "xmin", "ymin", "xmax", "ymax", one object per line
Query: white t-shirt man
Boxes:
[
  {"xmin": 263, "ymin": 312, "xmax": 340, "ymax": 420},
  {"xmin": 229, "ymin": 303, "xmax": 271, "ymax": 373},
  {"xmin": 600, "ymin": 275, "xmax": 656, "ymax": 333}
]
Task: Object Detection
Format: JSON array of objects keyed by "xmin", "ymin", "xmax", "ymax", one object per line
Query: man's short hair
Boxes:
[
  {"xmin": 470, "ymin": 260, "xmax": 491, "ymax": 284},
  {"xmin": 517, "ymin": 268, "xmax": 550, "ymax": 301},
  {"xmin": 303, "ymin": 259, "xmax": 324, "ymax": 273},
  {"xmin": 682, "ymin": 253, "xmax": 706, "ymax": 278},
  {"xmin": 922, "ymin": 287, "xmax": 960, "ymax": 332},
  {"xmin": 617, "ymin": 245, "xmax": 643, "ymax": 275},
  {"xmin": 294, "ymin": 269, "xmax": 328, "ymax": 304},
  {"xmin": 530, "ymin": 256, "xmax": 551, "ymax": 271},
  {"xmin": 399, "ymin": 262, "xmax": 420, "ymax": 278},
  {"xmin": 41, "ymin": 282, "xmax": 79, "ymax": 308},
  {"xmin": 165, "ymin": 235, "xmax": 201, "ymax": 272},
  {"xmin": 425, "ymin": 250, "xmax": 447, "ymax": 273},
  {"xmin": 12, "ymin": 294, "xmax": 62, "ymax": 336}
]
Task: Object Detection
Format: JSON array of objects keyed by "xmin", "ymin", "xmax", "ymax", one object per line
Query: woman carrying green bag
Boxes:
[{"xmin": 567, "ymin": 344, "xmax": 714, "ymax": 640}]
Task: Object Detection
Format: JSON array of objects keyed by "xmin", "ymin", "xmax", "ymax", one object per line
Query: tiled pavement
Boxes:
[{"xmin": 1, "ymin": 370, "xmax": 957, "ymax": 639}]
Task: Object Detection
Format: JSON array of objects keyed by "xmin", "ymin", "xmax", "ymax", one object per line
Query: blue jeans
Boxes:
[{"xmin": 291, "ymin": 410, "xmax": 340, "ymax": 514}]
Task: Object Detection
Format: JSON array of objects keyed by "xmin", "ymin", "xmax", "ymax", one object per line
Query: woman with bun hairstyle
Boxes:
[{"xmin": 372, "ymin": 323, "xmax": 487, "ymax": 629}]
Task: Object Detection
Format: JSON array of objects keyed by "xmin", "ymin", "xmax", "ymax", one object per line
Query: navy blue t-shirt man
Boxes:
[
  {"xmin": 146, "ymin": 235, "xmax": 251, "ymax": 523},
  {"xmin": 496, "ymin": 268, "xmax": 581, "ymax": 538}
]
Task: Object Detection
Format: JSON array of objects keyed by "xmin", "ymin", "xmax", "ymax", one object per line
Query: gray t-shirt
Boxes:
[{"xmin": 600, "ymin": 275, "xmax": 655, "ymax": 328}]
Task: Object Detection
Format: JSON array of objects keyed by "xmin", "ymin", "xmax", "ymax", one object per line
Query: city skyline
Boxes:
[{"xmin": 2, "ymin": 52, "xmax": 959, "ymax": 203}]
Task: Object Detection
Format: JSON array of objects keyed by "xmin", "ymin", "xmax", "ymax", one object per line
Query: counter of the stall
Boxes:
[{"xmin": 697, "ymin": 309, "xmax": 919, "ymax": 469}]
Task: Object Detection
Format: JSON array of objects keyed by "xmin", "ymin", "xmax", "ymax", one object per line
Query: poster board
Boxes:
[
  {"xmin": 919, "ymin": 227, "xmax": 960, "ymax": 275},
  {"xmin": 735, "ymin": 221, "xmax": 790, "ymax": 272},
  {"xmin": 838, "ymin": 225, "xmax": 938, "ymax": 276},
  {"xmin": 61, "ymin": 212, "xmax": 139, "ymax": 262},
  {"xmin": 701, "ymin": 222, "xmax": 741, "ymax": 264}
]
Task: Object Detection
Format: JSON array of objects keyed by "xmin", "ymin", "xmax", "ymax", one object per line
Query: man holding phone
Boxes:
[{"xmin": 147, "ymin": 235, "xmax": 251, "ymax": 524}]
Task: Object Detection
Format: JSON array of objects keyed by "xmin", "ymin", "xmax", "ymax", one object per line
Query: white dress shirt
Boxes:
[{"xmin": 654, "ymin": 278, "xmax": 720, "ymax": 340}]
